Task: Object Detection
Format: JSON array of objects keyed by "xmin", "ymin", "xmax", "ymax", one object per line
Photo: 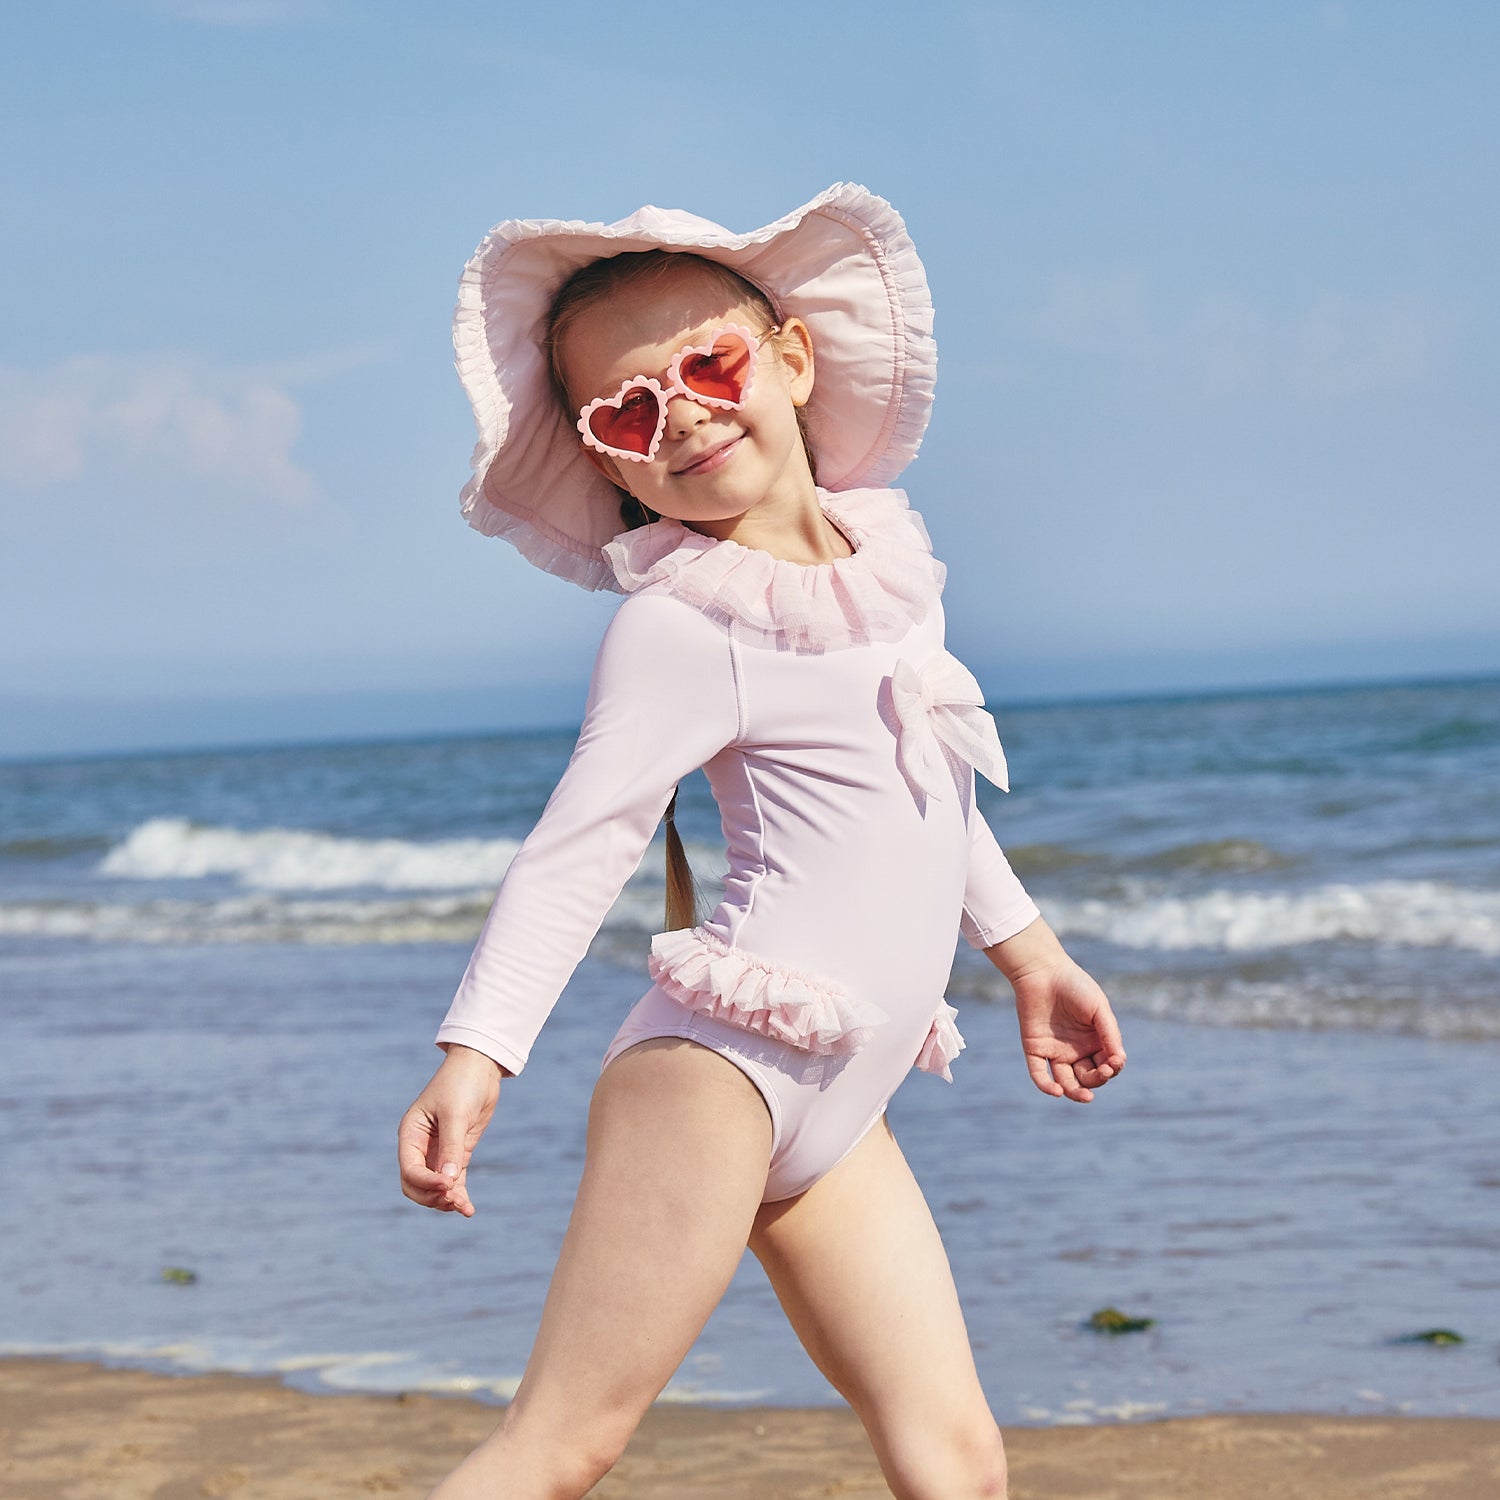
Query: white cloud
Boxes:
[
  {"xmin": 0, "ymin": 354, "xmax": 320, "ymax": 502},
  {"xmin": 1281, "ymin": 293, "xmax": 1452, "ymax": 398},
  {"xmin": 1022, "ymin": 277, "xmax": 1457, "ymax": 400},
  {"xmin": 1020, "ymin": 271, "xmax": 1151, "ymax": 358},
  {"xmin": 1176, "ymin": 291, "xmax": 1453, "ymax": 399}
]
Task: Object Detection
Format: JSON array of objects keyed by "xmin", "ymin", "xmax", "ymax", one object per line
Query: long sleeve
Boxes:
[
  {"xmin": 959, "ymin": 806, "xmax": 1040, "ymax": 949},
  {"xmin": 435, "ymin": 594, "xmax": 742, "ymax": 1073}
]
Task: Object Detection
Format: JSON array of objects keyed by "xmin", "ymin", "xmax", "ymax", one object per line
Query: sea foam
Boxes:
[
  {"xmin": 1049, "ymin": 879, "xmax": 1500, "ymax": 955},
  {"xmin": 99, "ymin": 817, "xmax": 524, "ymax": 892},
  {"xmin": 29, "ymin": 819, "xmax": 1493, "ymax": 960}
]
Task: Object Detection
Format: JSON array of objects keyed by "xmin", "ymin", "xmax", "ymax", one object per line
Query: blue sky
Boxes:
[{"xmin": 2, "ymin": 1, "xmax": 1497, "ymax": 755}]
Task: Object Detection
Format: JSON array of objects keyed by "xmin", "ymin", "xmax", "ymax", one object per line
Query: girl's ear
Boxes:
[{"xmin": 775, "ymin": 317, "xmax": 816, "ymax": 408}]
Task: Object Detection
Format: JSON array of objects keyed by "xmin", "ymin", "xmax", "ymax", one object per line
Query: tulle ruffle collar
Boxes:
[{"xmin": 601, "ymin": 487, "xmax": 945, "ymax": 654}]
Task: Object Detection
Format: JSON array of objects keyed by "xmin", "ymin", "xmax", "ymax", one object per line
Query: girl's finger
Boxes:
[
  {"xmin": 440, "ymin": 1170, "xmax": 475, "ymax": 1212},
  {"xmin": 397, "ymin": 1129, "xmax": 449, "ymax": 1188},
  {"xmin": 398, "ymin": 1134, "xmax": 462, "ymax": 1200},
  {"xmin": 402, "ymin": 1163, "xmax": 451, "ymax": 1195},
  {"xmin": 1051, "ymin": 1058, "xmax": 1093, "ymax": 1103},
  {"xmin": 1025, "ymin": 1053, "xmax": 1065, "ymax": 1097},
  {"xmin": 435, "ymin": 1112, "xmax": 475, "ymax": 1185},
  {"xmin": 1093, "ymin": 1010, "xmax": 1127, "ymax": 1066},
  {"xmin": 402, "ymin": 1178, "xmax": 455, "ymax": 1210}
]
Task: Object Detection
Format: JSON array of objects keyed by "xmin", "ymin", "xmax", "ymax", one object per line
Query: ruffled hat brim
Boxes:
[{"xmin": 453, "ymin": 182, "xmax": 937, "ymax": 592}]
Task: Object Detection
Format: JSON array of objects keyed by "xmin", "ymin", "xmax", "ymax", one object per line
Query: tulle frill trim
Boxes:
[
  {"xmin": 648, "ymin": 927, "xmax": 888, "ymax": 1056},
  {"xmin": 915, "ymin": 1002, "xmax": 966, "ymax": 1082},
  {"xmin": 603, "ymin": 488, "xmax": 946, "ymax": 653}
]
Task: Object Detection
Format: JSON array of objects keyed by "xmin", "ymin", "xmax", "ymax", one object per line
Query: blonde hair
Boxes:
[
  {"xmin": 545, "ymin": 250, "xmax": 814, "ymax": 931},
  {"xmin": 660, "ymin": 788, "xmax": 699, "ymax": 934}
]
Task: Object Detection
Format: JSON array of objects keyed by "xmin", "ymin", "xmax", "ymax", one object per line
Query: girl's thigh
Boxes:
[
  {"xmin": 506, "ymin": 1036, "xmax": 775, "ymax": 1437},
  {"xmin": 748, "ymin": 1117, "xmax": 1001, "ymax": 1482}
]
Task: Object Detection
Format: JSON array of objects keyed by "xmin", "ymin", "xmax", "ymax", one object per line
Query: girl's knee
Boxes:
[
  {"xmin": 441, "ymin": 1401, "xmax": 637, "ymax": 1500},
  {"xmin": 546, "ymin": 1405, "xmax": 641, "ymax": 1493},
  {"xmin": 958, "ymin": 1416, "xmax": 1008, "ymax": 1499},
  {"xmin": 547, "ymin": 1429, "xmax": 631, "ymax": 1500},
  {"xmin": 575, "ymin": 1406, "xmax": 639, "ymax": 1486},
  {"xmin": 877, "ymin": 1406, "xmax": 1007, "ymax": 1500}
]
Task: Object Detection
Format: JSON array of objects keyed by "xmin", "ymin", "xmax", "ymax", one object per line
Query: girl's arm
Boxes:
[
  {"xmin": 960, "ymin": 807, "xmax": 1125, "ymax": 1103},
  {"xmin": 398, "ymin": 1043, "xmax": 503, "ymax": 1216},
  {"xmin": 436, "ymin": 592, "xmax": 741, "ymax": 1072},
  {"xmin": 959, "ymin": 808, "xmax": 1040, "ymax": 950},
  {"xmin": 399, "ymin": 593, "xmax": 742, "ymax": 1214},
  {"xmin": 985, "ymin": 917, "xmax": 1126, "ymax": 1103}
]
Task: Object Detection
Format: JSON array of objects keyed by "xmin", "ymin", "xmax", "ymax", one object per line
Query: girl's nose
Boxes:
[{"xmin": 664, "ymin": 393, "xmax": 712, "ymax": 440}]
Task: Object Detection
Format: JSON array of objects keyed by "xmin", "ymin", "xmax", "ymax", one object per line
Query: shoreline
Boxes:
[{"xmin": 3, "ymin": 1358, "xmax": 1498, "ymax": 1499}]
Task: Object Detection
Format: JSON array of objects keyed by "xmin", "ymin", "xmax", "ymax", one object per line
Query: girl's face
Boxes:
[{"xmin": 557, "ymin": 262, "xmax": 817, "ymax": 530}]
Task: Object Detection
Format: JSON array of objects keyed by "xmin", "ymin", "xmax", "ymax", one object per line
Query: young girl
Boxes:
[{"xmin": 398, "ymin": 183, "xmax": 1126, "ymax": 1500}]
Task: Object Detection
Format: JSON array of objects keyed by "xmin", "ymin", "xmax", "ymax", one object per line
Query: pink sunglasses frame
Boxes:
[{"xmin": 575, "ymin": 322, "xmax": 778, "ymax": 464}]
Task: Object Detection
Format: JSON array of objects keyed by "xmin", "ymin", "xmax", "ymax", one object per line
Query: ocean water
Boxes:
[{"xmin": 1, "ymin": 675, "xmax": 1497, "ymax": 1424}]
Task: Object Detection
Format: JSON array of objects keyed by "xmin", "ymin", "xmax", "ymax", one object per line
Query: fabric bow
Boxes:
[{"xmin": 890, "ymin": 654, "xmax": 1010, "ymax": 801}]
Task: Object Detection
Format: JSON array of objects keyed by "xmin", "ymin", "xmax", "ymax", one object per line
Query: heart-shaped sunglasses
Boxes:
[{"xmin": 575, "ymin": 322, "xmax": 779, "ymax": 464}]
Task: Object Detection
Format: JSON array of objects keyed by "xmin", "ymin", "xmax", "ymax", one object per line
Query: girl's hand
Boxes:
[
  {"xmin": 397, "ymin": 1044, "xmax": 504, "ymax": 1216},
  {"xmin": 984, "ymin": 919, "xmax": 1127, "ymax": 1103}
]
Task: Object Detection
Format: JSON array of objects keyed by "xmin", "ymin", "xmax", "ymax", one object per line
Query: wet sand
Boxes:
[{"xmin": 2, "ymin": 1358, "xmax": 1498, "ymax": 1498}]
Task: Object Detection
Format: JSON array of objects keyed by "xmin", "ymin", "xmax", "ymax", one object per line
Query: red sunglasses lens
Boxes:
[
  {"xmin": 677, "ymin": 332, "xmax": 753, "ymax": 405},
  {"xmin": 587, "ymin": 387, "xmax": 662, "ymax": 455}
]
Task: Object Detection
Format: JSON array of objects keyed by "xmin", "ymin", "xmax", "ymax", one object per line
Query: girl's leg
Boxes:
[
  {"xmin": 428, "ymin": 1038, "xmax": 774, "ymax": 1500},
  {"xmin": 749, "ymin": 1117, "xmax": 1008, "ymax": 1500}
]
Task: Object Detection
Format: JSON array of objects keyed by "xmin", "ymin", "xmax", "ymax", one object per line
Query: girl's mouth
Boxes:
[{"xmin": 673, "ymin": 434, "xmax": 742, "ymax": 477}]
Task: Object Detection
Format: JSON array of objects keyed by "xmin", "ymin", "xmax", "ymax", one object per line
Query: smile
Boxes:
[{"xmin": 672, "ymin": 435, "xmax": 743, "ymax": 477}]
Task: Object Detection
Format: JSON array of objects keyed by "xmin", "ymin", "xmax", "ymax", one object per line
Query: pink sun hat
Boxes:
[{"xmin": 452, "ymin": 182, "xmax": 938, "ymax": 592}]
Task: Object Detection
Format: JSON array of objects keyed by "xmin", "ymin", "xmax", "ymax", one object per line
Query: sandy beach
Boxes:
[{"xmin": 2, "ymin": 1359, "xmax": 1497, "ymax": 1500}]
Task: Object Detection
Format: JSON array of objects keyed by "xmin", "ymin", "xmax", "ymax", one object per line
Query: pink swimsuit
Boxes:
[{"xmin": 436, "ymin": 488, "xmax": 1039, "ymax": 1201}]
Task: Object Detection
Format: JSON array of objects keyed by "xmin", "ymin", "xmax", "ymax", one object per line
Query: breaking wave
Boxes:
[
  {"xmin": 98, "ymin": 817, "xmax": 525, "ymax": 892},
  {"xmin": 1049, "ymin": 879, "xmax": 1500, "ymax": 956},
  {"xmin": 1, "ymin": 819, "xmax": 1493, "ymax": 962}
]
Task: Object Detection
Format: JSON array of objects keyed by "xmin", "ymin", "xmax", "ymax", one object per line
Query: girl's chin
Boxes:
[
  {"xmin": 632, "ymin": 455, "xmax": 812, "ymax": 526},
  {"xmin": 637, "ymin": 485, "xmax": 763, "ymax": 526},
  {"xmin": 648, "ymin": 506, "xmax": 750, "ymax": 530}
]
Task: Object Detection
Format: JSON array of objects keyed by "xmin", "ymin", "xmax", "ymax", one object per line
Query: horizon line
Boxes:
[{"xmin": 3, "ymin": 663, "xmax": 1496, "ymax": 770}]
